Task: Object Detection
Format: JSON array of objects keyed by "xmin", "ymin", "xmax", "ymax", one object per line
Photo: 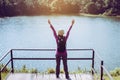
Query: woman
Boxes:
[{"xmin": 48, "ymin": 19, "xmax": 75, "ymax": 79}]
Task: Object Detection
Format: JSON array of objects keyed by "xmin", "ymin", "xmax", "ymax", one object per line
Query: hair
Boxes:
[{"xmin": 58, "ymin": 30, "xmax": 64, "ymax": 36}]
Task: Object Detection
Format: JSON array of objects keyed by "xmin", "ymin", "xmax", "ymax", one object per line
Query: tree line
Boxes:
[{"xmin": 0, "ymin": 0, "xmax": 120, "ymax": 17}]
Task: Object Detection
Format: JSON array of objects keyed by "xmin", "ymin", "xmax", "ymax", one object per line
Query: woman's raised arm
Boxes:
[
  {"xmin": 48, "ymin": 19, "xmax": 58, "ymax": 41},
  {"xmin": 66, "ymin": 19, "xmax": 75, "ymax": 40}
]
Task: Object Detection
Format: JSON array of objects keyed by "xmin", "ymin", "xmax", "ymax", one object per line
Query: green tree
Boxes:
[
  {"xmin": 0, "ymin": 0, "xmax": 6, "ymax": 16},
  {"xmin": 85, "ymin": 2, "xmax": 99, "ymax": 14}
]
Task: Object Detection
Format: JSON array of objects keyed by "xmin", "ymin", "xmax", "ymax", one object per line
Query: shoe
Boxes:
[
  {"xmin": 56, "ymin": 77, "xmax": 61, "ymax": 80},
  {"xmin": 66, "ymin": 77, "xmax": 71, "ymax": 80},
  {"xmin": 56, "ymin": 75, "xmax": 60, "ymax": 79}
]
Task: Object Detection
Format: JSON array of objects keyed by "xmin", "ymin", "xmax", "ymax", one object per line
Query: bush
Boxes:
[
  {"xmin": 30, "ymin": 68, "xmax": 38, "ymax": 73},
  {"xmin": 110, "ymin": 68, "xmax": 120, "ymax": 76},
  {"xmin": 0, "ymin": 64, "xmax": 10, "ymax": 72},
  {"xmin": 18, "ymin": 65, "xmax": 29, "ymax": 73},
  {"xmin": 47, "ymin": 68, "xmax": 55, "ymax": 74},
  {"xmin": 60, "ymin": 69, "xmax": 64, "ymax": 73}
]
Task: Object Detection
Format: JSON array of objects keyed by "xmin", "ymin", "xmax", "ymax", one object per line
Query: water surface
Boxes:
[{"xmin": 0, "ymin": 16, "xmax": 120, "ymax": 71}]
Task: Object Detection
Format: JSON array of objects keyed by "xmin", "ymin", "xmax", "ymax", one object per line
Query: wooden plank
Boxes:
[
  {"xmin": 70, "ymin": 74, "xmax": 76, "ymax": 80},
  {"xmin": 85, "ymin": 74, "xmax": 93, "ymax": 80},
  {"xmin": 80, "ymin": 74, "xmax": 93, "ymax": 80},
  {"xmin": 75, "ymin": 74, "xmax": 82, "ymax": 80},
  {"xmin": 49, "ymin": 74, "xmax": 57, "ymax": 80},
  {"xmin": 6, "ymin": 73, "xmax": 32, "ymax": 80},
  {"xmin": 6, "ymin": 73, "xmax": 93, "ymax": 80},
  {"xmin": 43, "ymin": 74, "xmax": 49, "ymax": 80},
  {"xmin": 32, "ymin": 74, "xmax": 40, "ymax": 80},
  {"xmin": 59, "ymin": 74, "xmax": 64, "ymax": 79}
]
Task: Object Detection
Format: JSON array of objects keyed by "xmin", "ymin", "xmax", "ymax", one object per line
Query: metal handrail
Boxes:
[
  {"xmin": 0, "ymin": 48, "xmax": 113, "ymax": 80},
  {"xmin": 102, "ymin": 66, "xmax": 114, "ymax": 80},
  {"xmin": 0, "ymin": 50, "xmax": 12, "ymax": 80},
  {"xmin": 0, "ymin": 50, "xmax": 11, "ymax": 62},
  {"xmin": 92, "ymin": 52, "xmax": 114, "ymax": 80},
  {"xmin": 12, "ymin": 48, "xmax": 94, "ymax": 51},
  {"xmin": 0, "ymin": 48, "xmax": 94, "ymax": 80}
]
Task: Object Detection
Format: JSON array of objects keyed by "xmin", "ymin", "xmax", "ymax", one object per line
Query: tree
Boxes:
[
  {"xmin": 85, "ymin": 2, "xmax": 99, "ymax": 14},
  {"xmin": 0, "ymin": 0, "xmax": 6, "ymax": 16}
]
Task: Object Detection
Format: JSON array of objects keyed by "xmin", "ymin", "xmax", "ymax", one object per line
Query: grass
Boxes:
[
  {"xmin": 1, "ymin": 73, "xmax": 8, "ymax": 80},
  {"xmin": 113, "ymin": 76, "xmax": 120, "ymax": 80},
  {"xmin": 103, "ymin": 75, "xmax": 120, "ymax": 80}
]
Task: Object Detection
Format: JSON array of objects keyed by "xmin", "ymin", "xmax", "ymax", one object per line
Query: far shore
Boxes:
[
  {"xmin": 79, "ymin": 13, "xmax": 120, "ymax": 18},
  {"xmin": 0, "ymin": 13, "xmax": 120, "ymax": 18}
]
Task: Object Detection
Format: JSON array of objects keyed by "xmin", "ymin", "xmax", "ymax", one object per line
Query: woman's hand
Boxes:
[
  {"xmin": 48, "ymin": 19, "xmax": 51, "ymax": 25},
  {"xmin": 72, "ymin": 19, "xmax": 75, "ymax": 26}
]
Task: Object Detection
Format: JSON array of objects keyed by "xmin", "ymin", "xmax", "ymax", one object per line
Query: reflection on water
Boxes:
[{"xmin": 0, "ymin": 16, "xmax": 120, "ymax": 71}]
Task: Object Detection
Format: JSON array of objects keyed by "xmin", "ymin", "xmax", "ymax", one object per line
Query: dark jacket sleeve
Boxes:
[{"xmin": 66, "ymin": 25, "xmax": 73, "ymax": 41}]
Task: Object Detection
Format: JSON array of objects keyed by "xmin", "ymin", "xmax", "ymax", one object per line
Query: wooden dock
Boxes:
[{"xmin": 6, "ymin": 73, "xmax": 93, "ymax": 80}]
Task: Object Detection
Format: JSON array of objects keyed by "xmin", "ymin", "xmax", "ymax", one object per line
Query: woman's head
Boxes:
[{"xmin": 58, "ymin": 29, "xmax": 64, "ymax": 36}]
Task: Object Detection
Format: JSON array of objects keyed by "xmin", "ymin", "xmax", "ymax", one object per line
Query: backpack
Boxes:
[{"xmin": 57, "ymin": 35, "xmax": 66, "ymax": 52}]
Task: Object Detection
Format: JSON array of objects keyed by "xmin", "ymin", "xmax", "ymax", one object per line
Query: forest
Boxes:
[{"xmin": 0, "ymin": 0, "xmax": 120, "ymax": 17}]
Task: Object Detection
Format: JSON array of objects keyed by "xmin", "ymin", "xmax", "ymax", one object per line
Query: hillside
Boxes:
[{"xmin": 0, "ymin": 0, "xmax": 120, "ymax": 17}]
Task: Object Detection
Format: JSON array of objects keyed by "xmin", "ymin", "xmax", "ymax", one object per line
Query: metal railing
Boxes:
[{"xmin": 0, "ymin": 48, "xmax": 113, "ymax": 80}]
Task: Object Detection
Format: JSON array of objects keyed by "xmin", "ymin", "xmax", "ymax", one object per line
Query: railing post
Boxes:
[
  {"xmin": 92, "ymin": 50, "xmax": 95, "ymax": 75},
  {"xmin": 101, "ymin": 61, "xmax": 104, "ymax": 80},
  {"xmin": 0, "ymin": 67, "xmax": 1, "ymax": 80},
  {"xmin": 10, "ymin": 50, "xmax": 14, "ymax": 73}
]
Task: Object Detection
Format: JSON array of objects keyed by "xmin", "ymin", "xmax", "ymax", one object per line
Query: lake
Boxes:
[{"xmin": 0, "ymin": 16, "xmax": 120, "ymax": 72}]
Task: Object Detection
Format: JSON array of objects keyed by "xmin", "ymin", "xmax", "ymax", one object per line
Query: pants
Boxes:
[{"xmin": 56, "ymin": 54, "xmax": 69, "ymax": 78}]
